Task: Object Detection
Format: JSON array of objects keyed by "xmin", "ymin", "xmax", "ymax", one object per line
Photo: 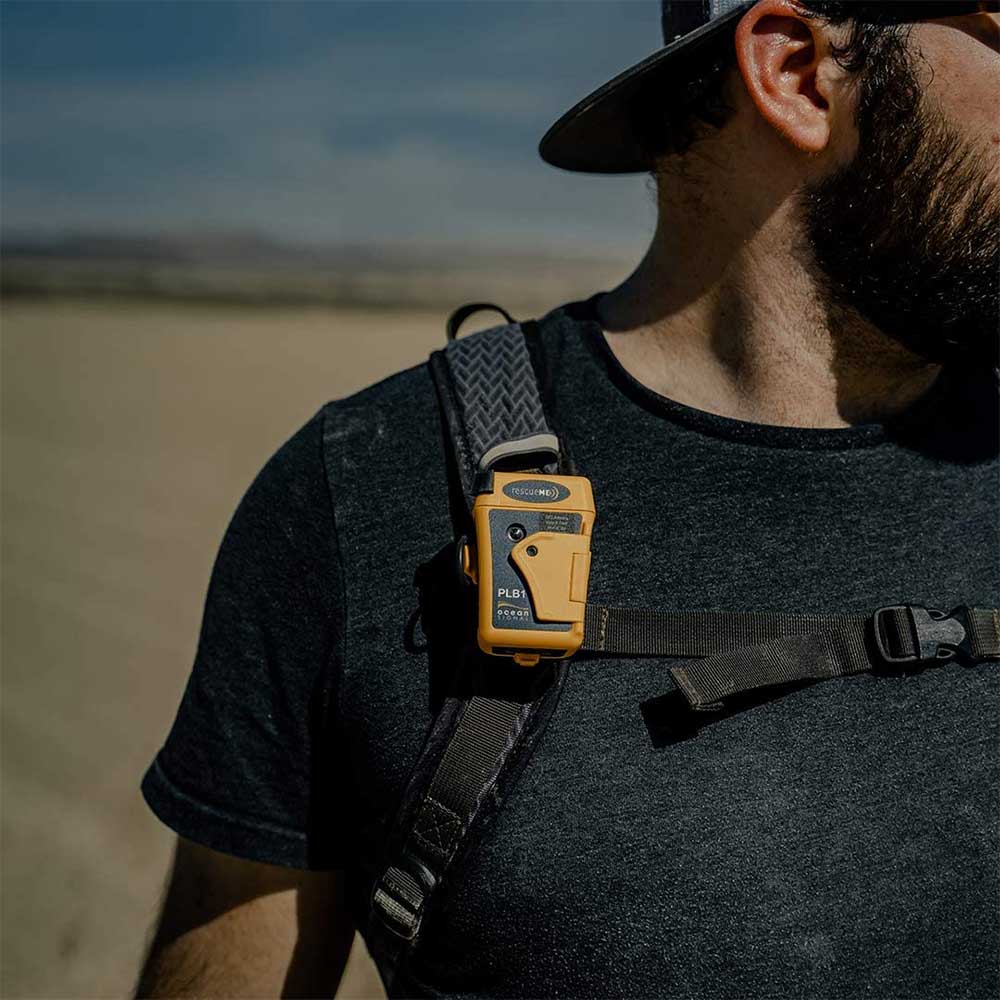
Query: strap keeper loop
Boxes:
[{"xmin": 371, "ymin": 861, "xmax": 436, "ymax": 942}]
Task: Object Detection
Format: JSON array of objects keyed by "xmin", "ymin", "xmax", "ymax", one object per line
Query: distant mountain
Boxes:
[{"xmin": 1, "ymin": 230, "xmax": 632, "ymax": 311}]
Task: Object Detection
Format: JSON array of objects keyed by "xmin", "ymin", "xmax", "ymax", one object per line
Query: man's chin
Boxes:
[{"xmin": 802, "ymin": 209, "xmax": 1000, "ymax": 371}]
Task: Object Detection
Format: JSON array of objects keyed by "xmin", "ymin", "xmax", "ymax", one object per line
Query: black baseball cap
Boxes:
[
  {"xmin": 539, "ymin": 0, "xmax": 753, "ymax": 174},
  {"xmin": 539, "ymin": 0, "xmax": 1000, "ymax": 174}
]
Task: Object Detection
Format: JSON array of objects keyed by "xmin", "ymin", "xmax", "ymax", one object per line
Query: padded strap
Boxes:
[
  {"xmin": 370, "ymin": 698, "xmax": 532, "ymax": 939},
  {"xmin": 430, "ymin": 322, "xmax": 558, "ymax": 509},
  {"xmin": 369, "ymin": 690, "xmax": 558, "ymax": 970},
  {"xmin": 368, "ymin": 318, "xmax": 568, "ymax": 990}
]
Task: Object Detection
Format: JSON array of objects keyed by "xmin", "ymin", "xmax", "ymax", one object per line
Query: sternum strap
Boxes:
[
  {"xmin": 583, "ymin": 605, "xmax": 867, "ymax": 659},
  {"xmin": 584, "ymin": 604, "xmax": 999, "ymax": 712}
]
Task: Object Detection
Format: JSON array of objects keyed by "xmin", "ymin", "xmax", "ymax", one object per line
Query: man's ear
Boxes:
[{"xmin": 733, "ymin": 0, "xmax": 847, "ymax": 153}]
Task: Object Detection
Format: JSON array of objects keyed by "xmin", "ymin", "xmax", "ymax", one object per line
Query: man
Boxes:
[{"xmin": 136, "ymin": 1, "xmax": 999, "ymax": 996}]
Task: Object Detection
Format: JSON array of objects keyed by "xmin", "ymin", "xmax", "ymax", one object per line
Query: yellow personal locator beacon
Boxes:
[{"xmin": 461, "ymin": 471, "xmax": 595, "ymax": 667}]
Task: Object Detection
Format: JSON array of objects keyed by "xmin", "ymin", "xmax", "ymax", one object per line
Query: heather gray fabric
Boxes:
[{"xmin": 142, "ymin": 295, "xmax": 999, "ymax": 998}]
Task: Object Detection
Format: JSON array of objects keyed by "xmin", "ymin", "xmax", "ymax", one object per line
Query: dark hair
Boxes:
[{"xmin": 634, "ymin": 1, "xmax": 914, "ymax": 166}]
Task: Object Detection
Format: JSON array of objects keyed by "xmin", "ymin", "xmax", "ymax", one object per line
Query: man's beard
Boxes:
[{"xmin": 797, "ymin": 27, "xmax": 1000, "ymax": 368}]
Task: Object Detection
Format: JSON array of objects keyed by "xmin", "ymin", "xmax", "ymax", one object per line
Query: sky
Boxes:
[{"xmin": 1, "ymin": 1, "xmax": 665, "ymax": 256}]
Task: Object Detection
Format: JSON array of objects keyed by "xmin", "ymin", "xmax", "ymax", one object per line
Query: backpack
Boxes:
[{"xmin": 364, "ymin": 305, "xmax": 1000, "ymax": 991}]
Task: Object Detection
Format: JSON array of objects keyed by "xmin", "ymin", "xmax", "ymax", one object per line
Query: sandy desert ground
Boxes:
[{"xmin": 1, "ymin": 297, "xmax": 486, "ymax": 997}]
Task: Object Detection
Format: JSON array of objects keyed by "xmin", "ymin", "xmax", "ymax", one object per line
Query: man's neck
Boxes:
[{"xmin": 594, "ymin": 208, "xmax": 942, "ymax": 430}]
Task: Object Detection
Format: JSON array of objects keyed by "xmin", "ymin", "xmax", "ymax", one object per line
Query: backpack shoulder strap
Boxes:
[
  {"xmin": 366, "ymin": 317, "xmax": 570, "ymax": 990},
  {"xmin": 430, "ymin": 318, "xmax": 561, "ymax": 511}
]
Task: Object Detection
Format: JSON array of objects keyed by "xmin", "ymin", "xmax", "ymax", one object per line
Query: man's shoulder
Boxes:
[
  {"xmin": 329, "ymin": 357, "xmax": 435, "ymax": 416},
  {"xmin": 317, "ymin": 355, "xmax": 446, "ymax": 507},
  {"xmin": 316, "ymin": 299, "xmax": 594, "ymax": 471},
  {"xmin": 319, "ymin": 358, "xmax": 439, "ymax": 459}
]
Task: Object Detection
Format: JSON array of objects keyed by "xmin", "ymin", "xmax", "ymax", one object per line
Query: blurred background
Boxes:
[{"xmin": 2, "ymin": 1, "xmax": 657, "ymax": 995}]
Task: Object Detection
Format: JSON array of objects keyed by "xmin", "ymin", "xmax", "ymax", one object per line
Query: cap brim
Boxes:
[{"xmin": 538, "ymin": 3, "xmax": 749, "ymax": 175}]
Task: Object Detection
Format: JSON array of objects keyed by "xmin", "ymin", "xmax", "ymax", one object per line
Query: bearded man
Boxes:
[{"xmin": 136, "ymin": 2, "xmax": 1000, "ymax": 996}]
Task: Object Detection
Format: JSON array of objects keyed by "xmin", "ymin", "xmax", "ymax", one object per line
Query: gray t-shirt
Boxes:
[{"xmin": 142, "ymin": 295, "xmax": 999, "ymax": 998}]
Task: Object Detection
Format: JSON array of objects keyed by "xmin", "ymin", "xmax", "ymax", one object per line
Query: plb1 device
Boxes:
[{"xmin": 460, "ymin": 471, "xmax": 595, "ymax": 667}]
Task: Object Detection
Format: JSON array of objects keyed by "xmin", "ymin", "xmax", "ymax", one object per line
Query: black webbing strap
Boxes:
[
  {"xmin": 671, "ymin": 625, "xmax": 873, "ymax": 710},
  {"xmin": 969, "ymin": 606, "xmax": 1000, "ymax": 660},
  {"xmin": 584, "ymin": 603, "xmax": 1000, "ymax": 712},
  {"xmin": 368, "ymin": 317, "xmax": 568, "ymax": 990},
  {"xmin": 583, "ymin": 605, "xmax": 867, "ymax": 659}
]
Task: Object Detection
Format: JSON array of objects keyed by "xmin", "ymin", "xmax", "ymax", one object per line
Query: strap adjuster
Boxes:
[
  {"xmin": 872, "ymin": 604, "xmax": 969, "ymax": 667},
  {"xmin": 371, "ymin": 859, "xmax": 437, "ymax": 942}
]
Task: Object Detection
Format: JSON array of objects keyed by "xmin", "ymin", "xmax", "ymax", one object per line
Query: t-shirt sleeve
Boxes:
[{"xmin": 140, "ymin": 404, "xmax": 349, "ymax": 870}]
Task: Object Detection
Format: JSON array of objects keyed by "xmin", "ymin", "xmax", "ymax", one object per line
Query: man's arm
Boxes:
[{"xmin": 135, "ymin": 836, "xmax": 354, "ymax": 999}]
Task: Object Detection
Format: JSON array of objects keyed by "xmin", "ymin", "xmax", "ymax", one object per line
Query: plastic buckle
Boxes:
[{"xmin": 872, "ymin": 604, "xmax": 969, "ymax": 668}]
